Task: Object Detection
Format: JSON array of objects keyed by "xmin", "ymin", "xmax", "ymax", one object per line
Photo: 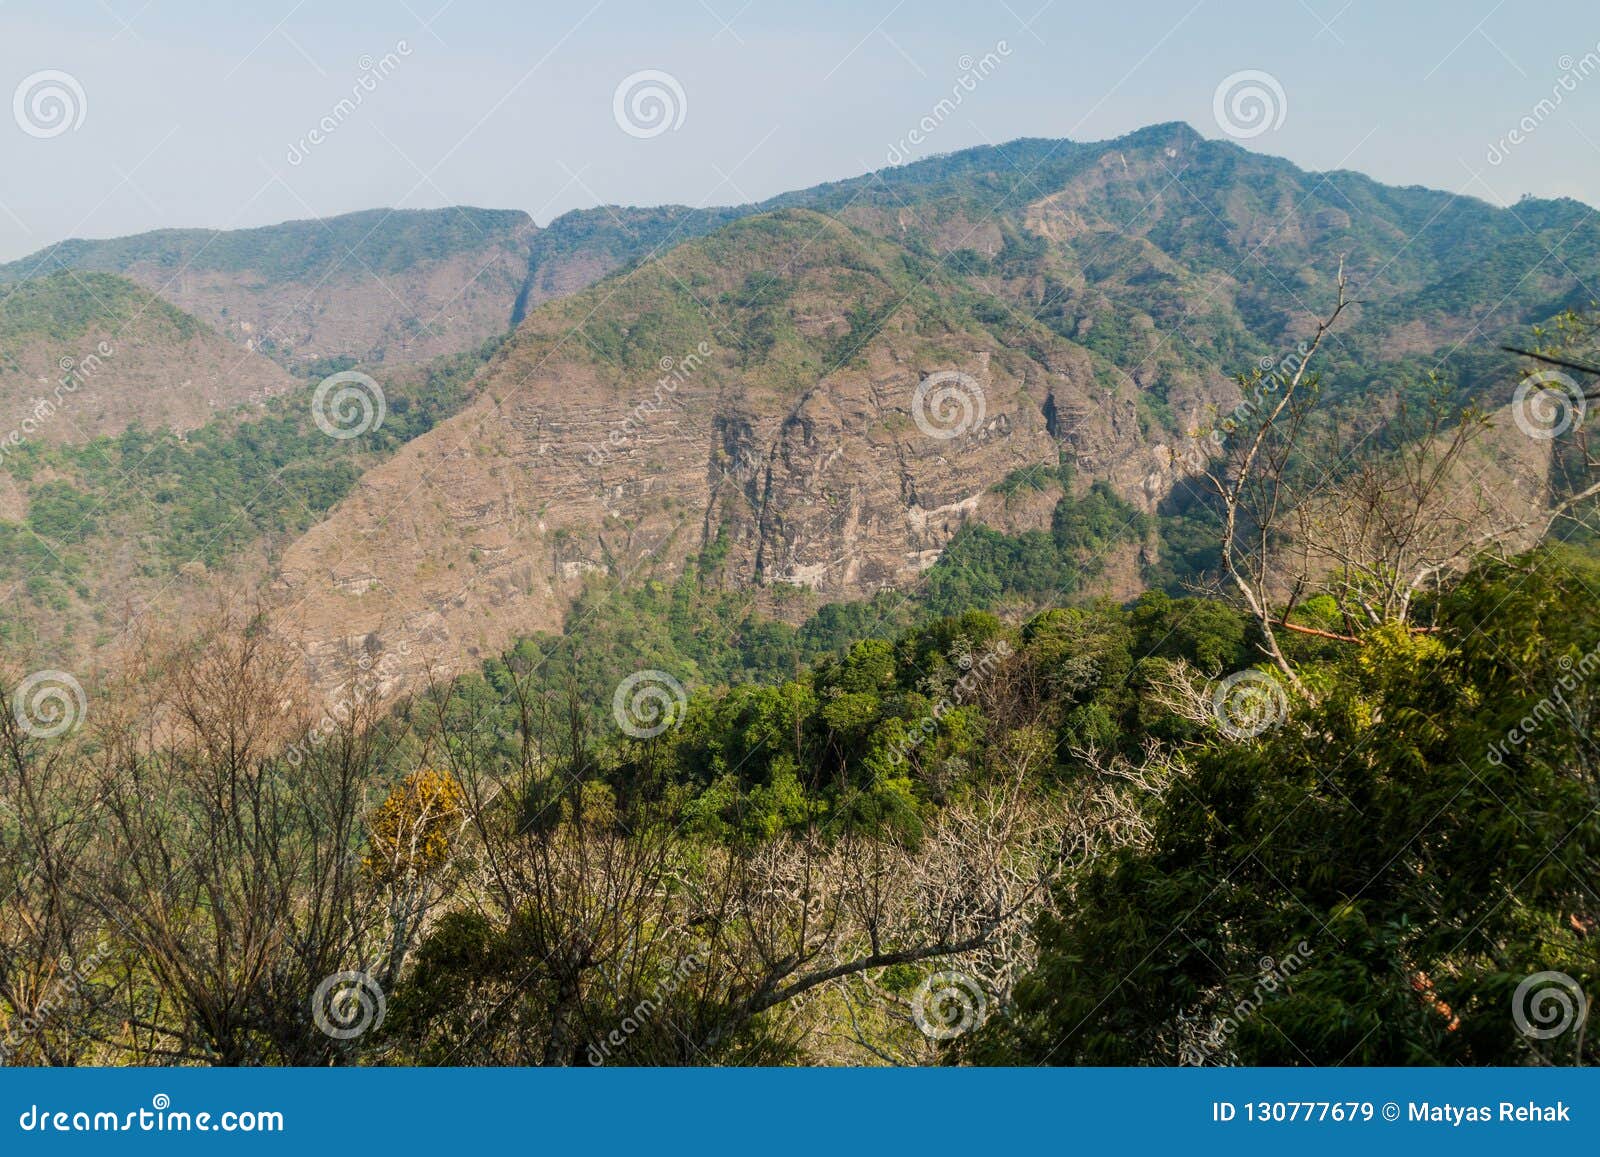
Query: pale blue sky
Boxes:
[{"xmin": 1, "ymin": 0, "xmax": 1598, "ymax": 260}]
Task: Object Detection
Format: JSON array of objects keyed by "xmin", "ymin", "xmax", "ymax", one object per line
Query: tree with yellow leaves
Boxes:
[{"xmin": 365, "ymin": 769, "xmax": 467, "ymax": 985}]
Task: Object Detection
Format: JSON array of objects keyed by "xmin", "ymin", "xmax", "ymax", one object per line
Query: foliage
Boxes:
[
  {"xmin": 364, "ymin": 769, "xmax": 466, "ymax": 884},
  {"xmin": 924, "ymin": 481, "xmax": 1148, "ymax": 616},
  {"xmin": 1, "ymin": 209, "xmax": 532, "ymax": 285},
  {"xmin": 0, "ymin": 338, "xmax": 496, "ymax": 632},
  {"xmin": 968, "ymin": 548, "xmax": 1600, "ymax": 1066}
]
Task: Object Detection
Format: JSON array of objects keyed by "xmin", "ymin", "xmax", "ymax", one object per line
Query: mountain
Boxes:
[
  {"xmin": 11, "ymin": 123, "xmax": 1594, "ymax": 391},
  {"xmin": 1, "ymin": 122, "xmax": 1594, "ymax": 688},
  {"xmin": 0, "ymin": 204, "xmax": 760, "ymax": 376},
  {"xmin": 0, "ymin": 207, "xmax": 538, "ymax": 368},
  {"xmin": 0, "ymin": 271, "xmax": 294, "ymax": 443},
  {"xmin": 273, "ymin": 208, "xmax": 1148, "ymax": 687},
  {"xmin": 517, "ymin": 205, "xmax": 748, "ymax": 319},
  {"xmin": 0, "ymin": 204, "xmax": 754, "ymax": 664},
  {"xmin": 268, "ymin": 124, "xmax": 1598, "ymax": 693}
]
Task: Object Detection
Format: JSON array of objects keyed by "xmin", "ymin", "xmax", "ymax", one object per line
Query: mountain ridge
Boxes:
[{"xmin": 2, "ymin": 123, "xmax": 1595, "ymax": 691}]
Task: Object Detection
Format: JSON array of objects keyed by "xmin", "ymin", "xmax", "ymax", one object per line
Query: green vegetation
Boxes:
[
  {"xmin": 448, "ymin": 472, "xmax": 1148, "ymax": 749},
  {"xmin": 969, "ymin": 550, "xmax": 1600, "ymax": 1066},
  {"xmin": 1, "ymin": 208, "xmax": 533, "ymax": 284},
  {"xmin": 409, "ymin": 546, "xmax": 1598, "ymax": 1064},
  {"xmin": 926, "ymin": 477, "xmax": 1148, "ymax": 615},
  {"xmin": 13, "ymin": 538, "xmax": 1593, "ymax": 1066},
  {"xmin": 0, "ymin": 271, "xmax": 200, "ymax": 360},
  {"xmin": 0, "ymin": 339, "xmax": 497, "ymax": 626},
  {"xmin": 4, "ymin": 124, "xmax": 1600, "ymax": 1070}
]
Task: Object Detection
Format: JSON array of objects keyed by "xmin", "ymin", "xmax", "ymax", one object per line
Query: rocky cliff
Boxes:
[{"xmin": 271, "ymin": 209, "xmax": 1215, "ymax": 690}]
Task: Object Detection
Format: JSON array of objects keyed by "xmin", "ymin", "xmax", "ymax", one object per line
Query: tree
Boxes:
[
  {"xmin": 967, "ymin": 550, "xmax": 1600, "ymax": 1066},
  {"xmin": 0, "ymin": 669, "xmax": 108, "ymax": 1065},
  {"xmin": 72, "ymin": 605, "xmax": 402, "ymax": 1064}
]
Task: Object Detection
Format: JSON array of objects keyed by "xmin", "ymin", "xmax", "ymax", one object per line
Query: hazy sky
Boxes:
[{"xmin": 2, "ymin": 0, "xmax": 1598, "ymax": 261}]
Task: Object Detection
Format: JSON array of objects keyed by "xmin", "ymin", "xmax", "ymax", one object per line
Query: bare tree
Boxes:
[
  {"xmin": 74, "ymin": 604, "xmax": 398, "ymax": 1065},
  {"xmin": 386, "ymin": 646, "xmax": 1089, "ymax": 1067},
  {"xmin": 0, "ymin": 672, "xmax": 110, "ymax": 1065},
  {"xmin": 1197, "ymin": 264, "xmax": 1351, "ymax": 689},
  {"xmin": 1504, "ymin": 308, "xmax": 1600, "ymax": 538},
  {"xmin": 1194, "ymin": 266, "xmax": 1551, "ymax": 668},
  {"xmin": 1290, "ymin": 390, "xmax": 1525, "ymax": 634}
]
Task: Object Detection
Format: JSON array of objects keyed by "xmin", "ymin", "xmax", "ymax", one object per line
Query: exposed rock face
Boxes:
[
  {"xmin": 272, "ymin": 211, "xmax": 1191, "ymax": 691},
  {"xmin": 11, "ymin": 124, "xmax": 1596, "ymax": 701},
  {"xmin": 0, "ymin": 122, "xmax": 1565, "ymax": 695},
  {"xmin": 2, "ymin": 205, "xmax": 758, "ymax": 376},
  {"xmin": 145, "ymin": 237, "xmax": 534, "ymax": 366},
  {"xmin": 267, "ymin": 148, "xmax": 1595, "ymax": 696},
  {"xmin": 516, "ymin": 205, "xmax": 748, "ymax": 318}
]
